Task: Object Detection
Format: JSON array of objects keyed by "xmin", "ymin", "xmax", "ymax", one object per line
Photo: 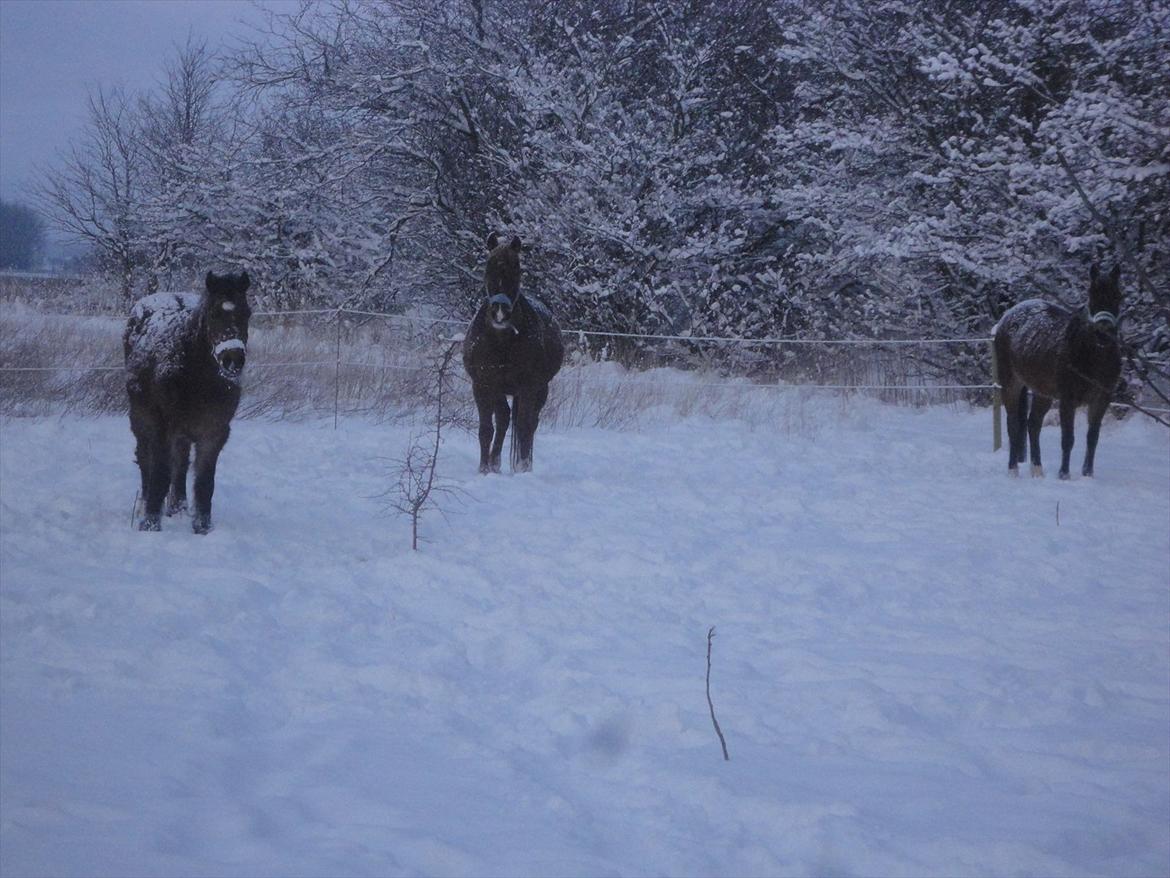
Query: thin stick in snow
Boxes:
[{"xmin": 706, "ymin": 626, "xmax": 730, "ymax": 762}]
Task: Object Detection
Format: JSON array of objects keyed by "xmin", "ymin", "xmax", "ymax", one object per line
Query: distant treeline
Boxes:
[{"xmin": 0, "ymin": 200, "xmax": 46, "ymax": 271}]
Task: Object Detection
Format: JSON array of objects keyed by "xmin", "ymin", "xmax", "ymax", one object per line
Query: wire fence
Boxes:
[{"xmin": 2, "ymin": 306, "xmax": 1165, "ymax": 436}]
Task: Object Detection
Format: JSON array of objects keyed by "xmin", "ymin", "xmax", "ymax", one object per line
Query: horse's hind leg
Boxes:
[
  {"xmin": 1027, "ymin": 394, "xmax": 1052, "ymax": 477},
  {"xmin": 1082, "ymin": 394, "xmax": 1110, "ymax": 477},
  {"xmin": 1015, "ymin": 389, "xmax": 1030, "ymax": 464},
  {"xmin": 192, "ymin": 427, "xmax": 229, "ymax": 534},
  {"xmin": 1057, "ymin": 397, "xmax": 1077, "ymax": 480},
  {"xmin": 490, "ymin": 396, "xmax": 510, "ymax": 473},
  {"xmin": 528, "ymin": 383, "xmax": 551, "ymax": 470},
  {"xmin": 167, "ymin": 436, "xmax": 191, "ymax": 515},
  {"xmin": 1002, "ymin": 380, "xmax": 1026, "ymax": 475}
]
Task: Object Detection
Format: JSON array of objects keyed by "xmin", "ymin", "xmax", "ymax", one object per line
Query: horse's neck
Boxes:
[
  {"xmin": 183, "ymin": 303, "xmax": 213, "ymax": 369},
  {"xmin": 1066, "ymin": 312, "xmax": 1118, "ymax": 375}
]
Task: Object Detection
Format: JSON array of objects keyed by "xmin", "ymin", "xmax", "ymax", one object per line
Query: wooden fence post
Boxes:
[
  {"xmin": 334, "ymin": 307, "xmax": 343, "ymax": 430},
  {"xmin": 990, "ymin": 337, "xmax": 1002, "ymax": 451}
]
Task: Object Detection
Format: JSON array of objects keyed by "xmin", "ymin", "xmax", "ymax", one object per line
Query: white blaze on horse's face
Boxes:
[
  {"xmin": 204, "ymin": 270, "xmax": 252, "ymax": 381},
  {"xmin": 484, "ymin": 233, "xmax": 522, "ymax": 333}
]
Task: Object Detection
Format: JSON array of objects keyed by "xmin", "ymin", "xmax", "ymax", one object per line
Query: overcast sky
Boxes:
[{"xmin": 0, "ymin": 0, "xmax": 297, "ymax": 204}]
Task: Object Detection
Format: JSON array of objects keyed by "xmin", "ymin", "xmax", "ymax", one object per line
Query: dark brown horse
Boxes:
[
  {"xmin": 994, "ymin": 263, "xmax": 1122, "ymax": 479},
  {"xmin": 124, "ymin": 270, "xmax": 252, "ymax": 532},
  {"xmin": 463, "ymin": 234, "xmax": 564, "ymax": 473}
]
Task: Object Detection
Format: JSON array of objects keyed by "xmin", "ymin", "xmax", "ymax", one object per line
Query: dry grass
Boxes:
[{"xmin": 1, "ymin": 296, "xmax": 990, "ymax": 432}]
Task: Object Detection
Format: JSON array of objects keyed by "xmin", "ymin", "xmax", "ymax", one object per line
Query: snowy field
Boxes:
[{"xmin": 1, "ymin": 400, "xmax": 1168, "ymax": 877}]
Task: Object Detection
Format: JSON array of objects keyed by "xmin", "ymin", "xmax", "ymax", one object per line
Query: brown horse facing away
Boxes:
[
  {"xmin": 993, "ymin": 263, "xmax": 1123, "ymax": 479},
  {"xmin": 463, "ymin": 233, "xmax": 564, "ymax": 474},
  {"xmin": 124, "ymin": 270, "xmax": 253, "ymax": 532}
]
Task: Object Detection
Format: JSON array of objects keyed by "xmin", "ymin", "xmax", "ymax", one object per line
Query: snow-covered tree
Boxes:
[
  {"xmin": 34, "ymin": 0, "xmax": 1167, "ymax": 400},
  {"xmin": 770, "ymin": 0, "xmax": 1169, "ymax": 388}
]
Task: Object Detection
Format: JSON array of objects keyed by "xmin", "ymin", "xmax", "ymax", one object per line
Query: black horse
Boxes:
[
  {"xmin": 124, "ymin": 270, "xmax": 252, "ymax": 532},
  {"xmin": 993, "ymin": 263, "xmax": 1123, "ymax": 479},
  {"xmin": 463, "ymin": 234, "xmax": 564, "ymax": 473}
]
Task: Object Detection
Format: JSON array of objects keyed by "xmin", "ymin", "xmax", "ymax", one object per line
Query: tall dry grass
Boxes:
[{"xmin": 1, "ymin": 288, "xmax": 992, "ymax": 430}]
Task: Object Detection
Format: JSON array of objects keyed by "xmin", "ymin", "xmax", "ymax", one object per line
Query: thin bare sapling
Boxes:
[{"xmin": 385, "ymin": 339, "xmax": 463, "ymax": 549}]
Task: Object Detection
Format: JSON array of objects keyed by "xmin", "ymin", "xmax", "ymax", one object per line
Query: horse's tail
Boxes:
[{"xmin": 509, "ymin": 393, "xmax": 521, "ymax": 472}]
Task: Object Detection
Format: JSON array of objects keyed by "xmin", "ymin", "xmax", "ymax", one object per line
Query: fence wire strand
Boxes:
[{"xmin": 3, "ymin": 306, "xmax": 1167, "ymax": 416}]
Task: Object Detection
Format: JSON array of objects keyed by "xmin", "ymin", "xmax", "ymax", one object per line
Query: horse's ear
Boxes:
[
  {"xmin": 486, "ymin": 231, "xmax": 499, "ymax": 251},
  {"xmin": 1109, "ymin": 264, "xmax": 1121, "ymax": 284},
  {"xmin": 509, "ymin": 235, "xmax": 522, "ymax": 252},
  {"xmin": 205, "ymin": 271, "xmax": 225, "ymax": 298},
  {"xmin": 1089, "ymin": 263, "xmax": 1100, "ymax": 282},
  {"xmin": 238, "ymin": 271, "xmax": 251, "ymax": 294}
]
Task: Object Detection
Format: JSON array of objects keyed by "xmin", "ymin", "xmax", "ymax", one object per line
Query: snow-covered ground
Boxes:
[{"xmin": 2, "ymin": 400, "xmax": 1168, "ymax": 877}]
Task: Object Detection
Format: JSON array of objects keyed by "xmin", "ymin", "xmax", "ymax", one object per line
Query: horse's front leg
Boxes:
[
  {"xmin": 1058, "ymin": 398, "xmax": 1077, "ymax": 480},
  {"xmin": 191, "ymin": 427, "xmax": 229, "ymax": 534},
  {"xmin": 473, "ymin": 385, "xmax": 497, "ymax": 474},
  {"xmin": 514, "ymin": 385, "xmax": 547, "ymax": 473},
  {"xmin": 522, "ymin": 383, "xmax": 550, "ymax": 473},
  {"xmin": 489, "ymin": 396, "xmax": 510, "ymax": 473},
  {"xmin": 167, "ymin": 436, "xmax": 191, "ymax": 515},
  {"xmin": 1082, "ymin": 395, "xmax": 1110, "ymax": 477},
  {"xmin": 140, "ymin": 423, "xmax": 171, "ymax": 531}
]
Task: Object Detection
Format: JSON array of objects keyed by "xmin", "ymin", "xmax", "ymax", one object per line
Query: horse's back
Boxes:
[
  {"xmin": 125, "ymin": 291, "xmax": 201, "ymax": 379},
  {"xmin": 995, "ymin": 299, "xmax": 1073, "ymax": 398},
  {"xmin": 996, "ymin": 299, "xmax": 1072, "ymax": 357}
]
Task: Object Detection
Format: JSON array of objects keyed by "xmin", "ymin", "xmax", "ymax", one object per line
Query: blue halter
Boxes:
[{"xmin": 489, "ymin": 293, "xmax": 514, "ymax": 308}]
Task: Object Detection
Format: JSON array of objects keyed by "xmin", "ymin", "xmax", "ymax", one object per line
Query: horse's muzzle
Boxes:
[
  {"xmin": 214, "ymin": 338, "xmax": 247, "ymax": 379},
  {"xmin": 218, "ymin": 349, "xmax": 246, "ymax": 377}
]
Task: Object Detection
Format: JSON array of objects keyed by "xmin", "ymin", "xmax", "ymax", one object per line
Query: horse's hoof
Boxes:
[
  {"xmin": 192, "ymin": 516, "xmax": 211, "ymax": 535},
  {"xmin": 1059, "ymin": 471, "xmax": 1071, "ymax": 481},
  {"xmin": 166, "ymin": 499, "xmax": 187, "ymax": 517},
  {"xmin": 138, "ymin": 517, "xmax": 161, "ymax": 532},
  {"xmin": 1031, "ymin": 464, "xmax": 1044, "ymax": 478},
  {"xmin": 1082, "ymin": 469, "xmax": 1094, "ymax": 478},
  {"xmin": 1008, "ymin": 467, "xmax": 1019, "ymax": 478}
]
